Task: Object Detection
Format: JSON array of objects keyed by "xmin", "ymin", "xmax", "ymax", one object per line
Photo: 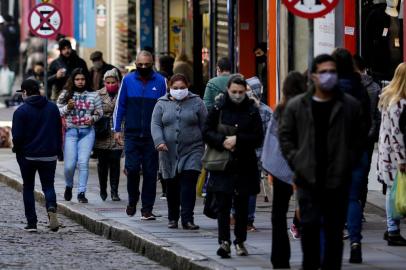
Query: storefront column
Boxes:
[
  {"xmin": 237, "ymin": 0, "xmax": 255, "ymax": 77},
  {"xmin": 267, "ymin": 0, "xmax": 278, "ymax": 108}
]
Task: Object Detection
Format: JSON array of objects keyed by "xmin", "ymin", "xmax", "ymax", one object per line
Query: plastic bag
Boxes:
[
  {"xmin": 389, "ymin": 175, "xmax": 403, "ymax": 220},
  {"xmin": 196, "ymin": 169, "xmax": 206, "ymax": 198},
  {"xmin": 0, "ymin": 67, "xmax": 15, "ymax": 96},
  {"xmin": 395, "ymin": 171, "xmax": 406, "ymax": 216}
]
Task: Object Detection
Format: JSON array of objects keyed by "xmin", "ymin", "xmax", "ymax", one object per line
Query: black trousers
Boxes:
[
  {"xmin": 216, "ymin": 191, "xmax": 249, "ymax": 244},
  {"xmin": 271, "ymin": 177, "xmax": 293, "ymax": 269},
  {"xmin": 96, "ymin": 149, "xmax": 122, "ymax": 195},
  {"xmin": 166, "ymin": 170, "xmax": 199, "ymax": 224},
  {"xmin": 298, "ymin": 187, "xmax": 348, "ymax": 270}
]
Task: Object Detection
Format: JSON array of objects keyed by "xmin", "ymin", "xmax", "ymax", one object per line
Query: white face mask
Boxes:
[
  {"xmin": 170, "ymin": 88, "xmax": 189, "ymax": 100},
  {"xmin": 229, "ymin": 93, "xmax": 245, "ymax": 104}
]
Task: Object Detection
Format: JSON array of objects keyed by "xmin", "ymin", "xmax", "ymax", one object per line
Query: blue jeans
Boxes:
[
  {"xmin": 64, "ymin": 127, "xmax": 95, "ymax": 193},
  {"xmin": 347, "ymin": 151, "xmax": 369, "ymax": 244},
  {"xmin": 17, "ymin": 156, "xmax": 57, "ymax": 225},
  {"xmin": 385, "ymin": 185, "xmax": 401, "ymax": 232},
  {"xmin": 125, "ymin": 135, "xmax": 158, "ymax": 213}
]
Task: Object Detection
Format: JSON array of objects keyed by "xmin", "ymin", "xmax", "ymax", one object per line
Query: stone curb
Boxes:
[{"xmin": 0, "ymin": 169, "xmax": 235, "ymax": 270}]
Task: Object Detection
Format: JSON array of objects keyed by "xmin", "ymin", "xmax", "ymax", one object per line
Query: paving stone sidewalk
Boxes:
[{"xmin": 0, "ymin": 149, "xmax": 405, "ymax": 269}]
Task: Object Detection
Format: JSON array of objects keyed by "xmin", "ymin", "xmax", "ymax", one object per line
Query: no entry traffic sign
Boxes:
[
  {"xmin": 283, "ymin": 0, "xmax": 339, "ymax": 19},
  {"xmin": 28, "ymin": 3, "xmax": 62, "ymax": 38}
]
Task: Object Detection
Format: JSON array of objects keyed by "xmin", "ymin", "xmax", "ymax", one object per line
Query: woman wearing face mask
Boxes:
[
  {"xmin": 93, "ymin": 68, "xmax": 123, "ymax": 201},
  {"xmin": 202, "ymin": 74, "xmax": 264, "ymax": 258},
  {"xmin": 57, "ymin": 68, "xmax": 103, "ymax": 203},
  {"xmin": 151, "ymin": 73, "xmax": 207, "ymax": 229}
]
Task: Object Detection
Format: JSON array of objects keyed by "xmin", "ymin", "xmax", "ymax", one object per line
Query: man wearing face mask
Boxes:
[
  {"xmin": 279, "ymin": 54, "xmax": 363, "ymax": 270},
  {"xmin": 254, "ymin": 43, "xmax": 268, "ymax": 104},
  {"xmin": 113, "ymin": 50, "xmax": 167, "ymax": 220},
  {"xmin": 48, "ymin": 39, "xmax": 88, "ymax": 101},
  {"xmin": 89, "ymin": 51, "xmax": 122, "ymax": 91}
]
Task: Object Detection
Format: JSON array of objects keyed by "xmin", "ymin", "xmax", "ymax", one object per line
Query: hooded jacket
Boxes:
[{"xmin": 12, "ymin": 96, "xmax": 62, "ymax": 158}]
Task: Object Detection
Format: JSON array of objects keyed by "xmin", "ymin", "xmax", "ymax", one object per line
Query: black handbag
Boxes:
[
  {"xmin": 202, "ymin": 112, "xmax": 237, "ymax": 171},
  {"xmin": 203, "ymin": 192, "xmax": 219, "ymax": 219},
  {"xmin": 94, "ymin": 116, "xmax": 111, "ymax": 139}
]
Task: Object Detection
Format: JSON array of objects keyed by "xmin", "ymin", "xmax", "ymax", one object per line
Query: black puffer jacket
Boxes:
[{"xmin": 202, "ymin": 93, "xmax": 264, "ymax": 195}]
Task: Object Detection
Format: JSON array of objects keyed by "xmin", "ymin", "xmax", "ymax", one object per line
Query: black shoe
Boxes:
[
  {"xmin": 77, "ymin": 192, "xmax": 88, "ymax": 203},
  {"xmin": 217, "ymin": 241, "xmax": 231, "ymax": 258},
  {"xmin": 349, "ymin": 242, "xmax": 362, "ymax": 264},
  {"xmin": 24, "ymin": 224, "xmax": 37, "ymax": 232},
  {"xmin": 387, "ymin": 232, "xmax": 406, "ymax": 246},
  {"xmin": 100, "ymin": 190, "xmax": 107, "ymax": 201},
  {"xmin": 111, "ymin": 193, "xmax": 121, "ymax": 201},
  {"xmin": 182, "ymin": 222, "xmax": 199, "ymax": 230},
  {"xmin": 168, "ymin": 220, "xmax": 178, "ymax": 229},
  {"xmin": 126, "ymin": 205, "xmax": 136, "ymax": 217},
  {"xmin": 235, "ymin": 242, "xmax": 249, "ymax": 256},
  {"xmin": 384, "ymin": 231, "xmax": 389, "ymax": 241},
  {"xmin": 141, "ymin": 212, "xmax": 156, "ymax": 220},
  {"xmin": 64, "ymin": 186, "xmax": 72, "ymax": 201},
  {"xmin": 47, "ymin": 207, "xmax": 59, "ymax": 232}
]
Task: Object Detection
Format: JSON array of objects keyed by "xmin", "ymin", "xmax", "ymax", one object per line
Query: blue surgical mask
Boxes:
[{"xmin": 318, "ymin": 72, "xmax": 338, "ymax": 91}]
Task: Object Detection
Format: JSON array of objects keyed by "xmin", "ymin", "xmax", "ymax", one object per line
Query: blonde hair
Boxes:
[{"xmin": 379, "ymin": 62, "xmax": 406, "ymax": 109}]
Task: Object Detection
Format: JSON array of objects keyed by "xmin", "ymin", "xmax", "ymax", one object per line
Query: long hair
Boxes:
[
  {"xmin": 63, "ymin": 68, "xmax": 91, "ymax": 103},
  {"xmin": 379, "ymin": 62, "xmax": 406, "ymax": 109},
  {"xmin": 332, "ymin": 48, "xmax": 355, "ymax": 77},
  {"xmin": 276, "ymin": 71, "xmax": 306, "ymax": 117}
]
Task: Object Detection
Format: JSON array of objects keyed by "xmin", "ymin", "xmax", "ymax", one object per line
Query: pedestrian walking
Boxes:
[
  {"xmin": 94, "ymin": 68, "xmax": 123, "ymax": 201},
  {"xmin": 89, "ymin": 51, "xmax": 122, "ymax": 91},
  {"xmin": 261, "ymin": 71, "xmax": 306, "ymax": 269},
  {"xmin": 203, "ymin": 57, "xmax": 231, "ymax": 111},
  {"xmin": 113, "ymin": 50, "xmax": 167, "ymax": 220},
  {"xmin": 12, "ymin": 79, "xmax": 62, "ymax": 232},
  {"xmin": 202, "ymin": 75, "xmax": 264, "ymax": 258},
  {"xmin": 332, "ymin": 48, "xmax": 371, "ymax": 264},
  {"xmin": 158, "ymin": 55, "xmax": 175, "ymax": 80},
  {"xmin": 173, "ymin": 52, "xmax": 194, "ymax": 89},
  {"xmin": 279, "ymin": 54, "xmax": 362, "ymax": 270},
  {"xmin": 151, "ymin": 73, "xmax": 207, "ymax": 229},
  {"xmin": 377, "ymin": 62, "xmax": 406, "ymax": 246},
  {"xmin": 57, "ymin": 68, "xmax": 103, "ymax": 203},
  {"xmin": 48, "ymin": 39, "xmax": 88, "ymax": 101},
  {"xmin": 354, "ymin": 55, "xmax": 382, "ymax": 213},
  {"xmin": 245, "ymin": 76, "xmax": 273, "ymax": 231}
]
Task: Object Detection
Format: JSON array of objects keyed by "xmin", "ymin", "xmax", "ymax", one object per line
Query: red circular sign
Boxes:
[
  {"xmin": 28, "ymin": 3, "xmax": 62, "ymax": 38},
  {"xmin": 282, "ymin": 0, "xmax": 339, "ymax": 19}
]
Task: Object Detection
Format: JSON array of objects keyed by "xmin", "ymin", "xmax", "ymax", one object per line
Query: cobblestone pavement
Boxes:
[{"xmin": 0, "ymin": 183, "xmax": 168, "ymax": 270}]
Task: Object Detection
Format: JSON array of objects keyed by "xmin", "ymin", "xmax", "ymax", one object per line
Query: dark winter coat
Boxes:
[
  {"xmin": 279, "ymin": 90, "xmax": 363, "ymax": 189},
  {"xmin": 12, "ymin": 96, "xmax": 62, "ymax": 158},
  {"xmin": 360, "ymin": 73, "xmax": 381, "ymax": 142},
  {"xmin": 48, "ymin": 51, "xmax": 88, "ymax": 100},
  {"xmin": 338, "ymin": 73, "xmax": 371, "ymax": 149},
  {"xmin": 202, "ymin": 93, "xmax": 264, "ymax": 195}
]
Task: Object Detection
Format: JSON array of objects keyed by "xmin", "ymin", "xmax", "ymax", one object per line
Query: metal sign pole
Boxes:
[
  {"xmin": 44, "ymin": 38, "xmax": 48, "ymax": 98},
  {"xmin": 308, "ymin": 18, "xmax": 314, "ymax": 70}
]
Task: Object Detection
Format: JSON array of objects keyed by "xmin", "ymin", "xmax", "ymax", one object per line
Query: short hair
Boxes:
[
  {"xmin": 310, "ymin": 54, "xmax": 336, "ymax": 74},
  {"xmin": 332, "ymin": 48, "xmax": 355, "ymax": 76},
  {"xmin": 20, "ymin": 79, "xmax": 40, "ymax": 95},
  {"xmin": 217, "ymin": 57, "xmax": 231, "ymax": 72},
  {"xmin": 58, "ymin": 39, "xmax": 72, "ymax": 50},
  {"xmin": 169, "ymin": 73, "xmax": 189, "ymax": 87},
  {"xmin": 227, "ymin": 74, "xmax": 247, "ymax": 89},
  {"xmin": 136, "ymin": 50, "xmax": 153, "ymax": 61}
]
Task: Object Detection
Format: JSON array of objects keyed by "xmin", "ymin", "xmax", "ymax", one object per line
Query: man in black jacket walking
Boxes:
[
  {"xmin": 48, "ymin": 39, "xmax": 88, "ymax": 101},
  {"xmin": 279, "ymin": 54, "xmax": 362, "ymax": 270},
  {"xmin": 89, "ymin": 51, "xmax": 122, "ymax": 91},
  {"xmin": 12, "ymin": 79, "xmax": 62, "ymax": 232}
]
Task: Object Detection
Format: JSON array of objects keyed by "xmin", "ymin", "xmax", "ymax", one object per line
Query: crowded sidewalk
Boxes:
[{"xmin": 0, "ymin": 147, "xmax": 405, "ymax": 270}]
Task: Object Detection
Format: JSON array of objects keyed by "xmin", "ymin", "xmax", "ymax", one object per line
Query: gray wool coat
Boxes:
[{"xmin": 151, "ymin": 92, "xmax": 208, "ymax": 180}]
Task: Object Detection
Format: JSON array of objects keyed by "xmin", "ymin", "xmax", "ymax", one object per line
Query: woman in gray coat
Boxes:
[{"xmin": 151, "ymin": 74, "xmax": 207, "ymax": 230}]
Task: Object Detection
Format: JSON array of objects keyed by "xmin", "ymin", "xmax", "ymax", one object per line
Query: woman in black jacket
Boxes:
[{"xmin": 202, "ymin": 75, "xmax": 264, "ymax": 258}]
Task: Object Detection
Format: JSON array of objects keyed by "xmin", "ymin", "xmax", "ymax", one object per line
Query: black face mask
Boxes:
[
  {"xmin": 138, "ymin": 66, "xmax": 153, "ymax": 77},
  {"xmin": 34, "ymin": 72, "xmax": 44, "ymax": 77},
  {"xmin": 256, "ymin": 55, "xmax": 267, "ymax": 64}
]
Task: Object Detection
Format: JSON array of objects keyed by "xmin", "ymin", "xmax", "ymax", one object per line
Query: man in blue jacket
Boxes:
[
  {"xmin": 12, "ymin": 79, "xmax": 62, "ymax": 232},
  {"xmin": 113, "ymin": 51, "xmax": 167, "ymax": 220}
]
